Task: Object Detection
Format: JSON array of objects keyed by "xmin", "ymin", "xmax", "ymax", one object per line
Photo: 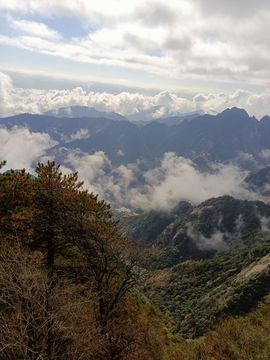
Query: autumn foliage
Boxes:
[{"xmin": 0, "ymin": 161, "xmax": 168, "ymax": 360}]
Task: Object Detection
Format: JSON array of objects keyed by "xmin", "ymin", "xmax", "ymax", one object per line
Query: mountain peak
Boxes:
[
  {"xmin": 260, "ymin": 115, "xmax": 270, "ymax": 123},
  {"xmin": 221, "ymin": 107, "xmax": 250, "ymax": 118}
]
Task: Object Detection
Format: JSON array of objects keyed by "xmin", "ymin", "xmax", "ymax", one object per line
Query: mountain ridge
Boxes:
[
  {"xmin": 44, "ymin": 105, "xmax": 128, "ymax": 121},
  {"xmin": 1, "ymin": 107, "xmax": 270, "ymax": 168},
  {"xmin": 124, "ymin": 195, "xmax": 270, "ymax": 267}
]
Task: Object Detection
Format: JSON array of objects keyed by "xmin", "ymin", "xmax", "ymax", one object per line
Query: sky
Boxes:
[{"xmin": 1, "ymin": 0, "xmax": 270, "ymax": 117}]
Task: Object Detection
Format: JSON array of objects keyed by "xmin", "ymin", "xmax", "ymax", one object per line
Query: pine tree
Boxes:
[{"xmin": 0, "ymin": 160, "xmax": 138, "ymax": 359}]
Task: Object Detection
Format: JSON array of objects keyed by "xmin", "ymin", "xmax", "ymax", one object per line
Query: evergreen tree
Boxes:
[{"xmin": 0, "ymin": 161, "xmax": 138, "ymax": 359}]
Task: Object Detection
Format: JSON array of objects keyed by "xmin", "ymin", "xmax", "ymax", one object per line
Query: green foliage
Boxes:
[
  {"xmin": 142, "ymin": 243, "xmax": 270, "ymax": 338},
  {"xmin": 170, "ymin": 302, "xmax": 270, "ymax": 360}
]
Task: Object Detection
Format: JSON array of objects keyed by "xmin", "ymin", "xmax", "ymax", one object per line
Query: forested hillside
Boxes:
[
  {"xmin": 1, "ymin": 161, "xmax": 270, "ymax": 359},
  {"xmin": 124, "ymin": 196, "xmax": 270, "ymax": 267},
  {"xmin": 0, "ymin": 161, "xmax": 171, "ymax": 359}
]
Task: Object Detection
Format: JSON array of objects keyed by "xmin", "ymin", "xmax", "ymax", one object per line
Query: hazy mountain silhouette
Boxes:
[
  {"xmin": 44, "ymin": 105, "xmax": 127, "ymax": 121},
  {"xmin": 1, "ymin": 107, "xmax": 270, "ymax": 166}
]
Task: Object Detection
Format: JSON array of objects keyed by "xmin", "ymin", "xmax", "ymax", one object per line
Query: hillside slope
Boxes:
[
  {"xmin": 142, "ymin": 242, "xmax": 270, "ymax": 338},
  {"xmin": 125, "ymin": 196, "xmax": 270, "ymax": 266}
]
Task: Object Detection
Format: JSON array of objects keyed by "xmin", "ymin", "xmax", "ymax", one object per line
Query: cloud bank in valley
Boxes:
[
  {"xmin": 64, "ymin": 150, "xmax": 256, "ymax": 211},
  {"xmin": 187, "ymin": 224, "xmax": 228, "ymax": 252},
  {"xmin": 2, "ymin": 72, "xmax": 270, "ymax": 119},
  {"xmin": 0, "ymin": 122, "xmax": 259, "ymax": 210},
  {"xmin": 0, "ymin": 126, "xmax": 57, "ymax": 171}
]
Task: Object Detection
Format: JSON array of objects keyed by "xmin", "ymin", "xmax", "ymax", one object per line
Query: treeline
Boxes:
[{"xmin": 0, "ymin": 161, "xmax": 168, "ymax": 360}]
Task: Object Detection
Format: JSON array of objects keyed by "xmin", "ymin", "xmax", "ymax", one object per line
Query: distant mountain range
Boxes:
[
  {"xmin": 1, "ymin": 106, "xmax": 270, "ymax": 168},
  {"xmin": 44, "ymin": 105, "xmax": 203, "ymax": 126},
  {"xmin": 44, "ymin": 105, "xmax": 128, "ymax": 121},
  {"xmin": 126, "ymin": 106, "xmax": 202, "ymax": 124}
]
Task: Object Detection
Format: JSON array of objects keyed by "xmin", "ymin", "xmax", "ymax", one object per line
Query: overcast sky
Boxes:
[{"xmin": 1, "ymin": 0, "xmax": 270, "ymax": 116}]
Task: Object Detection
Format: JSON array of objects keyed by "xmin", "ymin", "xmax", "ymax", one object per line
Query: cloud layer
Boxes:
[
  {"xmin": 2, "ymin": 72, "xmax": 270, "ymax": 119},
  {"xmin": 0, "ymin": 126, "xmax": 57, "ymax": 171},
  {"xmin": 1, "ymin": 0, "xmax": 270, "ymax": 87},
  {"xmin": 64, "ymin": 151, "xmax": 257, "ymax": 211}
]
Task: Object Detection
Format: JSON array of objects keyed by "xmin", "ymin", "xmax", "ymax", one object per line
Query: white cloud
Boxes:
[
  {"xmin": 197, "ymin": 0, "xmax": 270, "ymax": 18},
  {"xmin": 63, "ymin": 150, "xmax": 258, "ymax": 211},
  {"xmin": 69, "ymin": 128, "xmax": 90, "ymax": 142},
  {"xmin": 187, "ymin": 224, "xmax": 228, "ymax": 251},
  {"xmin": 0, "ymin": 126, "xmax": 57, "ymax": 171},
  {"xmin": 259, "ymin": 149, "xmax": 270, "ymax": 160},
  {"xmin": 64, "ymin": 150, "xmax": 137, "ymax": 203},
  {"xmin": 0, "ymin": 72, "xmax": 13, "ymax": 116},
  {"xmin": 9, "ymin": 17, "xmax": 60, "ymax": 40},
  {"xmin": 64, "ymin": 150, "xmax": 111, "ymax": 194},
  {"xmin": 2, "ymin": 71, "xmax": 270, "ymax": 119},
  {"xmin": 1, "ymin": 1, "xmax": 270, "ymax": 86},
  {"xmin": 130, "ymin": 153, "xmax": 256, "ymax": 210},
  {"xmin": 117, "ymin": 149, "xmax": 125, "ymax": 157}
]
